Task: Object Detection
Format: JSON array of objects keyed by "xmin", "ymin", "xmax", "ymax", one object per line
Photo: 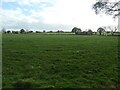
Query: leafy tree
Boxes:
[
  {"xmin": 97, "ymin": 27, "xmax": 105, "ymax": 35},
  {"xmin": 72, "ymin": 27, "xmax": 77, "ymax": 33},
  {"xmin": 93, "ymin": 0, "xmax": 120, "ymax": 17},
  {"xmin": 57, "ymin": 30, "xmax": 64, "ymax": 33},
  {"xmin": 20, "ymin": 29, "xmax": 26, "ymax": 34},
  {"xmin": 6, "ymin": 30, "xmax": 11, "ymax": 34},
  {"xmin": 36, "ymin": 31, "xmax": 41, "ymax": 33},
  {"xmin": 49, "ymin": 31, "xmax": 53, "ymax": 33},
  {"xmin": 43, "ymin": 30, "xmax": 46, "ymax": 33},
  {"xmin": 28, "ymin": 31, "xmax": 33, "ymax": 33},
  {"xmin": 87, "ymin": 29, "xmax": 93, "ymax": 35},
  {"xmin": 71, "ymin": 27, "xmax": 82, "ymax": 34},
  {"xmin": 12, "ymin": 31, "xmax": 19, "ymax": 34}
]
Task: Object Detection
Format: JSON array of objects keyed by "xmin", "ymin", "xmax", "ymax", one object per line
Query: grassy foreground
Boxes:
[{"xmin": 2, "ymin": 34, "xmax": 119, "ymax": 88}]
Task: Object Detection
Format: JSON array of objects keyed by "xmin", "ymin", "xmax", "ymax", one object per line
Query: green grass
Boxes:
[{"xmin": 2, "ymin": 34, "xmax": 119, "ymax": 88}]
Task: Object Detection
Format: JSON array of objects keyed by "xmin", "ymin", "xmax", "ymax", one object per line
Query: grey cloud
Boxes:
[{"xmin": 3, "ymin": 20, "xmax": 73, "ymax": 31}]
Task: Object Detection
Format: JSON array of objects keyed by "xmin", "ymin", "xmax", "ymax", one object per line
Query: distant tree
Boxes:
[
  {"xmin": 36, "ymin": 31, "xmax": 41, "ymax": 33},
  {"xmin": 75, "ymin": 29, "xmax": 82, "ymax": 35},
  {"xmin": 12, "ymin": 31, "xmax": 19, "ymax": 34},
  {"xmin": 43, "ymin": 30, "xmax": 46, "ymax": 33},
  {"xmin": 72, "ymin": 27, "xmax": 79, "ymax": 33},
  {"xmin": 71, "ymin": 27, "xmax": 82, "ymax": 35},
  {"xmin": 49, "ymin": 31, "xmax": 53, "ymax": 33},
  {"xmin": 28, "ymin": 31, "xmax": 33, "ymax": 33},
  {"xmin": 93, "ymin": 31, "xmax": 97, "ymax": 35},
  {"xmin": 6, "ymin": 30, "xmax": 11, "ymax": 34},
  {"xmin": 80, "ymin": 31, "xmax": 88, "ymax": 35},
  {"xmin": 87, "ymin": 29, "xmax": 93, "ymax": 35},
  {"xmin": 57, "ymin": 30, "xmax": 64, "ymax": 33},
  {"xmin": 57, "ymin": 30, "xmax": 60, "ymax": 33},
  {"xmin": 20, "ymin": 29, "xmax": 26, "ymax": 34},
  {"xmin": 93, "ymin": 0, "xmax": 120, "ymax": 17},
  {"xmin": 12, "ymin": 31, "xmax": 14, "ymax": 34},
  {"xmin": 97, "ymin": 27, "xmax": 105, "ymax": 35},
  {"xmin": 107, "ymin": 26, "xmax": 118, "ymax": 35}
]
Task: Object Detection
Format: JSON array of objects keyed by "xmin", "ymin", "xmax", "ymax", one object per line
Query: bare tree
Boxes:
[{"xmin": 107, "ymin": 26, "xmax": 118, "ymax": 35}]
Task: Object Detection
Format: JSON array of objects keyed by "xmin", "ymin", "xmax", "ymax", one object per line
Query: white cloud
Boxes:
[
  {"xmin": 1, "ymin": 7, "xmax": 71, "ymax": 30},
  {"xmin": 40, "ymin": 0, "xmax": 117, "ymax": 31},
  {"xmin": 1, "ymin": 0, "xmax": 118, "ymax": 31},
  {"xmin": 2, "ymin": 8, "xmax": 40, "ymax": 27}
]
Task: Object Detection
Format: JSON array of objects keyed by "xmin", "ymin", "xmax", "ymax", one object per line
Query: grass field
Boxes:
[{"xmin": 2, "ymin": 34, "xmax": 119, "ymax": 88}]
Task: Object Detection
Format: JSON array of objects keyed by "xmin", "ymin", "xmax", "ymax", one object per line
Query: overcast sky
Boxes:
[{"xmin": 1, "ymin": 0, "xmax": 118, "ymax": 31}]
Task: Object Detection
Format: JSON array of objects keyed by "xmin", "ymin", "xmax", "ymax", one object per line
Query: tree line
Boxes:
[
  {"xmin": 1, "ymin": 26, "xmax": 119, "ymax": 36},
  {"xmin": 1, "ymin": 28, "xmax": 65, "ymax": 34},
  {"xmin": 71, "ymin": 26, "xmax": 119, "ymax": 36}
]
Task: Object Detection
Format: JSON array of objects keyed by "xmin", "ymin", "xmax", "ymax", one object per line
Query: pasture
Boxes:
[{"xmin": 2, "ymin": 34, "xmax": 119, "ymax": 88}]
